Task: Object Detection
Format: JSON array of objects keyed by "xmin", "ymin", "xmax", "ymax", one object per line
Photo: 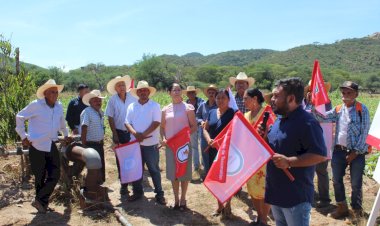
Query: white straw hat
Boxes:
[
  {"xmin": 229, "ymin": 72, "xmax": 255, "ymax": 87},
  {"xmin": 130, "ymin": 80, "xmax": 156, "ymax": 98},
  {"xmin": 36, "ymin": 79, "xmax": 64, "ymax": 99},
  {"xmin": 106, "ymin": 75, "xmax": 132, "ymax": 95},
  {"xmin": 82, "ymin": 90, "xmax": 106, "ymax": 106}
]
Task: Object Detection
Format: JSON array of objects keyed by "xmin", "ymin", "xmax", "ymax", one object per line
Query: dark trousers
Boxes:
[
  {"xmin": 86, "ymin": 143, "xmax": 105, "ymax": 182},
  {"xmin": 115, "ymin": 129, "xmax": 131, "ymax": 183},
  {"xmin": 315, "ymin": 160, "xmax": 331, "ymax": 202},
  {"xmin": 132, "ymin": 145, "xmax": 164, "ymax": 197},
  {"xmin": 29, "ymin": 143, "xmax": 60, "ymax": 208}
]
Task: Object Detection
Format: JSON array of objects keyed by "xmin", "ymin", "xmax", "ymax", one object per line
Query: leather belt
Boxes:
[
  {"xmin": 335, "ymin": 144, "xmax": 349, "ymax": 152},
  {"xmin": 86, "ymin": 140, "xmax": 104, "ymax": 145}
]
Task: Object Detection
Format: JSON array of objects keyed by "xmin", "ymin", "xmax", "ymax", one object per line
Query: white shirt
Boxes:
[
  {"xmin": 105, "ymin": 92, "xmax": 137, "ymax": 131},
  {"xmin": 337, "ymin": 106, "xmax": 352, "ymax": 147},
  {"xmin": 80, "ymin": 107, "xmax": 105, "ymax": 142},
  {"xmin": 126, "ymin": 99, "xmax": 161, "ymax": 146},
  {"xmin": 15, "ymin": 99, "xmax": 68, "ymax": 152}
]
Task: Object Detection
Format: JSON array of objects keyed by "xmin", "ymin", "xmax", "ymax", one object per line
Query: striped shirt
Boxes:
[
  {"xmin": 105, "ymin": 92, "xmax": 137, "ymax": 131},
  {"xmin": 81, "ymin": 107, "xmax": 105, "ymax": 142},
  {"xmin": 235, "ymin": 94, "xmax": 247, "ymax": 113}
]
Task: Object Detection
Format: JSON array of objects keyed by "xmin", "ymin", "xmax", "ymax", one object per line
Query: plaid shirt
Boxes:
[
  {"xmin": 235, "ymin": 94, "xmax": 247, "ymax": 113},
  {"xmin": 313, "ymin": 101, "xmax": 370, "ymax": 154}
]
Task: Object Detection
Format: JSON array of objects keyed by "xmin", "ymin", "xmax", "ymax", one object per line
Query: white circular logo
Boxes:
[
  {"xmin": 176, "ymin": 143, "xmax": 190, "ymax": 163},
  {"xmin": 227, "ymin": 144, "xmax": 244, "ymax": 176},
  {"xmin": 123, "ymin": 157, "xmax": 135, "ymax": 171}
]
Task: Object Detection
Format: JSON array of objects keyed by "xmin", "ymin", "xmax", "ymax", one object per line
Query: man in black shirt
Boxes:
[{"xmin": 66, "ymin": 84, "xmax": 89, "ymax": 134}]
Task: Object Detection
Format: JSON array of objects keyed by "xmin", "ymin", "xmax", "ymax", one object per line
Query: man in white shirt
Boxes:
[
  {"xmin": 105, "ymin": 75, "xmax": 137, "ymax": 195},
  {"xmin": 125, "ymin": 81, "xmax": 166, "ymax": 205},
  {"xmin": 81, "ymin": 90, "xmax": 106, "ymax": 182},
  {"xmin": 16, "ymin": 79, "xmax": 69, "ymax": 214}
]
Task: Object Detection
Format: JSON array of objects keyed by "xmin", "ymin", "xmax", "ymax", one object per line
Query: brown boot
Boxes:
[{"xmin": 329, "ymin": 202, "xmax": 349, "ymax": 219}]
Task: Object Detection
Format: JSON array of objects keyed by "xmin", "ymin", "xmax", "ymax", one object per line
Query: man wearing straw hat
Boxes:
[
  {"xmin": 229, "ymin": 72, "xmax": 255, "ymax": 113},
  {"xmin": 16, "ymin": 79, "xmax": 69, "ymax": 214},
  {"xmin": 196, "ymin": 84, "xmax": 218, "ymax": 177},
  {"xmin": 125, "ymin": 80, "xmax": 166, "ymax": 204},
  {"xmin": 105, "ymin": 75, "xmax": 137, "ymax": 195},
  {"xmin": 304, "ymin": 80, "xmax": 332, "ymax": 208},
  {"xmin": 183, "ymin": 86, "xmax": 204, "ymax": 177},
  {"xmin": 81, "ymin": 90, "xmax": 106, "ymax": 182}
]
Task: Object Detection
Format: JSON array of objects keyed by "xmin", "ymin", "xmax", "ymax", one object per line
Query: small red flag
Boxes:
[
  {"xmin": 166, "ymin": 127, "xmax": 191, "ymax": 178},
  {"xmin": 310, "ymin": 60, "xmax": 331, "ymax": 115},
  {"xmin": 253, "ymin": 105, "xmax": 277, "ymax": 129}
]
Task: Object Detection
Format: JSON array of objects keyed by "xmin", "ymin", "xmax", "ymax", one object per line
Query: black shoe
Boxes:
[
  {"xmin": 316, "ymin": 200, "xmax": 330, "ymax": 208},
  {"xmin": 155, "ymin": 196, "xmax": 166, "ymax": 205},
  {"xmin": 127, "ymin": 194, "xmax": 143, "ymax": 202},
  {"xmin": 31, "ymin": 199, "xmax": 46, "ymax": 214},
  {"xmin": 120, "ymin": 184, "xmax": 129, "ymax": 196}
]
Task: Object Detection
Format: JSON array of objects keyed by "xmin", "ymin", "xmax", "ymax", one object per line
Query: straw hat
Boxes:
[
  {"xmin": 304, "ymin": 80, "xmax": 331, "ymax": 94},
  {"xmin": 203, "ymin": 84, "xmax": 218, "ymax": 96},
  {"xmin": 82, "ymin": 90, "xmax": 106, "ymax": 106},
  {"xmin": 229, "ymin": 72, "xmax": 255, "ymax": 87},
  {"xmin": 182, "ymin": 86, "xmax": 201, "ymax": 95},
  {"xmin": 130, "ymin": 80, "xmax": 156, "ymax": 98},
  {"xmin": 263, "ymin": 88, "xmax": 277, "ymax": 105},
  {"xmin": 106, "ymin": 75, "xmax": 132, "ymax": 95},
  {"xmin": 36, "ymin": 79, "xmax": 64, "ymax": 99}
]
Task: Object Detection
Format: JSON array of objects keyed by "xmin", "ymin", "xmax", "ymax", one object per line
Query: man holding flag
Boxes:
[
  {"xmin": 264, "ymin": 77, "xmax": 327, "ymax": 226},
  {"xmin": 125, "ymin": 81, "xmax": 166, "ymax": 204},
  {"xmin": 313, "ymin": 81, "xmax": 370, "ymax": 219}
]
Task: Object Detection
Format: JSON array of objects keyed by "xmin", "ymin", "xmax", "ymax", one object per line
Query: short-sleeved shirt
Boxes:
[
  {"xmin": 105, "ymin": 92, "xmax": 137, "ymax": 131},
  {"xmin": 126, "ymin": 99, "xmax": 161, "ymax": 146},
  {"xmin": 265, "ymin": 106, "xmax": 327, "ymax": 208},
  {"xmin": 81, "ymin": 107, "xmax": 105, "ymax": 142}
]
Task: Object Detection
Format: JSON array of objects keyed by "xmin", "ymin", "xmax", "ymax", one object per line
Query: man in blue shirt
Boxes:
[
  {"xmin": 313, "ymin": 81, "xmax": 370, "ymax": 218},
  {"xmin": 264, "ymin": 77, "xmax": 327, "ymax": 226}
]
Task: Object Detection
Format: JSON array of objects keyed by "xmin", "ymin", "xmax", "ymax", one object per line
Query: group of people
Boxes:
[{"xmin": 15, "ymin": 72, "xmax": 370, "ymax": 226}]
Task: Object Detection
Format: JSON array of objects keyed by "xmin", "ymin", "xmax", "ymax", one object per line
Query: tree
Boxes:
[{"xmin": 0, "ymin": 34, "xmax": 35, "ymax": 144}]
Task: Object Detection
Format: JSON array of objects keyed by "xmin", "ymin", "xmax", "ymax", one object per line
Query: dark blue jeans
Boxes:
[
  {"xmin": 132, "ymin": 145, "xmax": 164, "ymax": 197},
  {"xmin": 331, "ymin": 149, "xmax": 365, "ymax": 210}
]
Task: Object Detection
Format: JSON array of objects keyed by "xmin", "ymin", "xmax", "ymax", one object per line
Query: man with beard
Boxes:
[{"xmin": 262, "ymin": 77, "xmax": 327, "ymax": 226}]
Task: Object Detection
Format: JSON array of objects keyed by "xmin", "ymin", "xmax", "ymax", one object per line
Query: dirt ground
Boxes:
[{"xmin": 1, "ymin": 140, "xmax": 379, "ymax": 226}]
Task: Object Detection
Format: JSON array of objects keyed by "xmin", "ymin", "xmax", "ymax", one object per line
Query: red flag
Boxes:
[
  {"xmin": 310, "ymin": 60, "xmax": 331, "ymax": 115},
  {"xmin": 129, "ymin": 79, "xmax": 135, "ymax": 91},
  {"xmin": 204, "ymin": 112, "xmax": 275, "ymax": 204},
  {"xmin": 166, "ymin": 127, "xmax": 191, "ymax": 178},
  {"xmin": 114, "ymin": 140, "xmax": 142, "ymax": 184},
  {"xmin": 366, "ymin": 101, "xmax": 380, "ymax": 149},
  {"xmin": 253, "ymin": 105, "xmax": 276, "ymax": 129}
]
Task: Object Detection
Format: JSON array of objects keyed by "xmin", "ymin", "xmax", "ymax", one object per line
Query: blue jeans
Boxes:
[
  {"xmin": 271, "ymin": 202, "xmax": 311, "ymax": 226},
  {"xmin": 191, "ymin": 126, "xmax": 202, "ymax": 170},
  {"xmin": 132, "ymin": 145, "xmax": 164, "ymax": 197},
  {"xmin": 331, "ymin": 149, "xmax": 365, "ymax": 209}
]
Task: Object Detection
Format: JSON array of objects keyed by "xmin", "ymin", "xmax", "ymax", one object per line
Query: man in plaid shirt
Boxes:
[
  {"xmin": 313, "ymin": 81, "xmax": 370, "ymax": 219},
  {"xmin": 229, "ymin": 72, "xmax": 255, "ymax": 113}
]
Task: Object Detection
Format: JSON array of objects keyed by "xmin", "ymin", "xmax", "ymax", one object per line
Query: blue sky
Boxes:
[{"xmin": 1, "ymin": 0, "xmax": 379, "ymax": 71}]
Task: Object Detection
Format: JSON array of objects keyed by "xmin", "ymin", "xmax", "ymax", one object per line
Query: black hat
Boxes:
[{"xmin": 340, "ymin": 81, "xmax": 358, "ymax": 91}]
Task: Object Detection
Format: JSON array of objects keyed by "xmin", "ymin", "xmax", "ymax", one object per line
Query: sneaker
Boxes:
[
  {"xmin": 31, "ymin": 199, "xmax": 46, "ymax": 214},
  {"xmin": 155, "ymin": 196, "xmax": 166, "ymax": 205}
]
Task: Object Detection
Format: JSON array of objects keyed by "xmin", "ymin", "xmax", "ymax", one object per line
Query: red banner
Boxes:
[
  {"xmin": 253, "ymin": 105, "xmax": 276, "ymax": 130},
  {"xmin": 166, "ymin": 127, "xmax": 191, "ymax": 178},
  {"xmin": 204, "ymin": 112, "xmax": 275, "ymax": 204},
  {"xmin": 310, "ymin": 60, "xmax": 331, "ymax": 111}
]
